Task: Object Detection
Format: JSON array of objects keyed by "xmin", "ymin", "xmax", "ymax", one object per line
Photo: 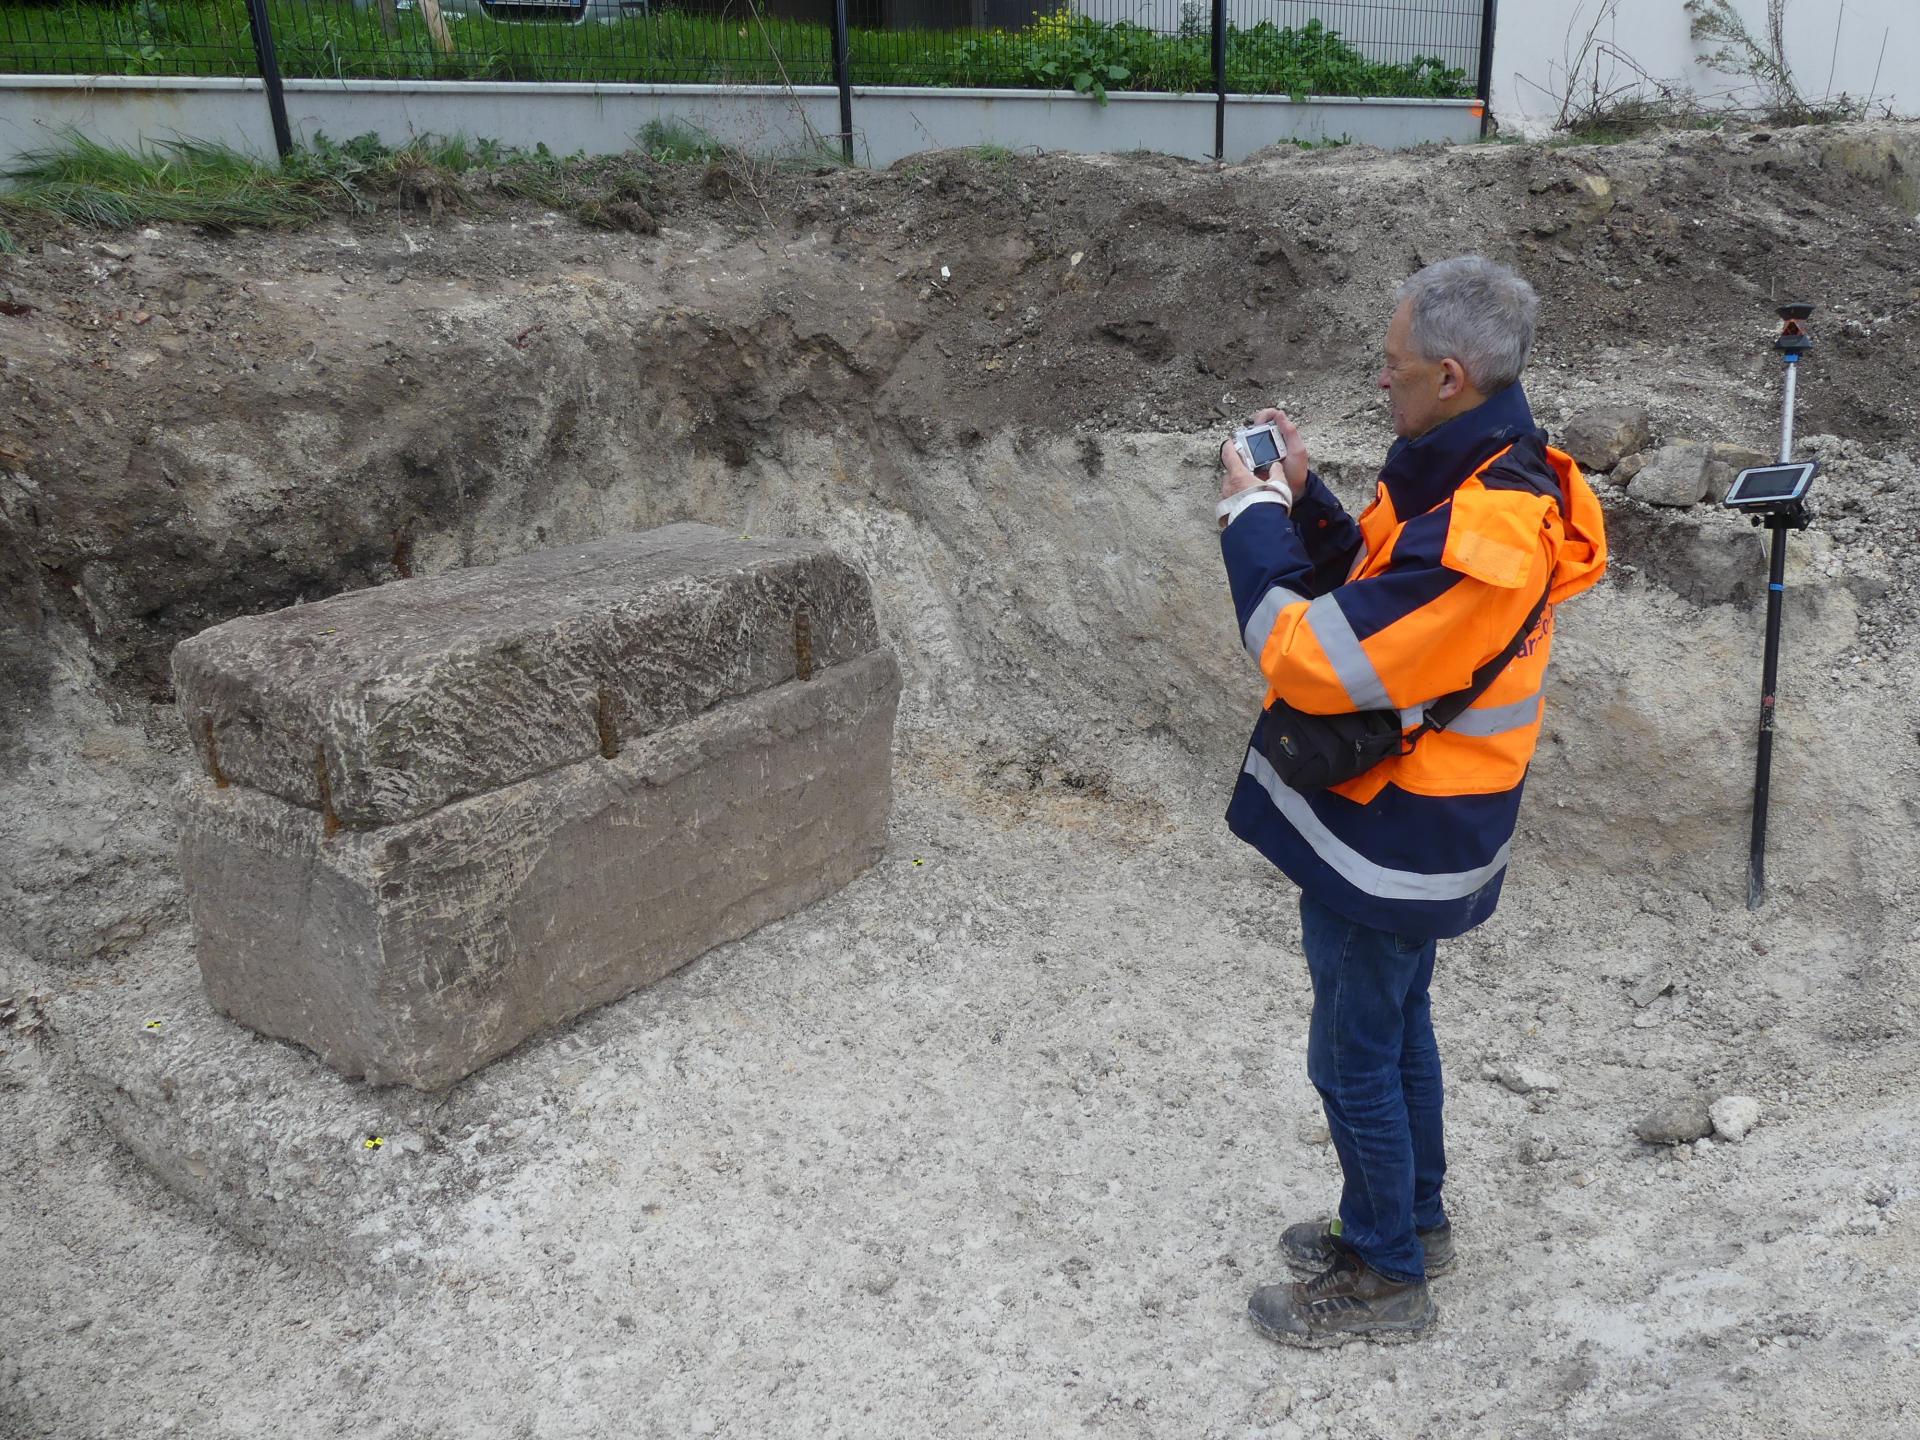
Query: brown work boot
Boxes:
[
  {"xmin": 1280, "ymin": 1217, "xmax": 1456, "ymax": 1278},
  {"xmin": 1247, "ymin": 1249, "xmax": 1438, "ymax": 1348}
]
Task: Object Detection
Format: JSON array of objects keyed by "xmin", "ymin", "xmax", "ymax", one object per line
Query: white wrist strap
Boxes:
[{"xmin": 1217, "ymin": 483, "xmax": 1293, "ymax": 528}]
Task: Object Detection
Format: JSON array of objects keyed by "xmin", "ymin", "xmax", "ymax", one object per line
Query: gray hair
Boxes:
[{"xmin": 1395, "ymin": 256, "xmax": 1539, "ymax": 393}]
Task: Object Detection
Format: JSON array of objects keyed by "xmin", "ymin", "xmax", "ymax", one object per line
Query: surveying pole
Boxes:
[{"xmin": 1730, "ymin": 304, "xmax": 1817, "ymax": 910}]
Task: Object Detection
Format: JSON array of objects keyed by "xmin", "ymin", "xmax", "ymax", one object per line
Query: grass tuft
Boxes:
[
  {"xmin": 1553, "ymin": 95, "xmax": 1732, "ymax": 146},
  {"xmin": 0, "ymin": 131, "xmax": 519, "ymax": 231},
  {"xmin": 1, "ymin": 133, "xmax": 325, "ymax": 228},
  {"xmin": 637, "ymin": 120, "xmax": 730, "ymax": 167}
]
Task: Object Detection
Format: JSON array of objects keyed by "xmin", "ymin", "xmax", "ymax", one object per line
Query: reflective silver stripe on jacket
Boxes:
[
  {"xmin": 1444, "ymin": 691, "xmax": 1544, "ymax": 738},
  {"xmin": 1398, "ymin": 690, "xmax": 1543, "ymax": 738},
  {"xmin": 1243, "ymin": 585, "xmax": 1308, "ymax": 662},
  {"xmin": 1243, "ymin": 748, "xmax": 1512, "ymax": 901},
  {"xmin": 1303, "ymin": 595, "xmax": 1392, "ymax": 711}
]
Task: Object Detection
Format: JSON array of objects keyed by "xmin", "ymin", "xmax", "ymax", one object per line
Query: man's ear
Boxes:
[{"xmin": 1437, "ymin": 357, "xmax": 1469, "ymax": 399}]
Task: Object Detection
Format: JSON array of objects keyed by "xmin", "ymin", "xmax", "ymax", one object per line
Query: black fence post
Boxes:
[
  {"xmin": 1211, "ymin": 0, "xmax": 1226, "ymax": 161},
  {"xmin": 1477, "ymin": 0, "xmax": 1498, "ymax": 138},
  {"xmin": 243, "ymin": 0, "xmax": 294, "ymax": 161},
  {"xmin": 832, "ymin": 0, "xmax": 854, "ymax": 164}
]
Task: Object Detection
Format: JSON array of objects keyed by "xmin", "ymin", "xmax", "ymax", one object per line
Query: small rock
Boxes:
[
  {"xmin": 1701, "ymin": 457, "xmax": 1737, "ymax": 505},
  {"xmin": 93, "ymin": 241, "xmax": 134, "ymax": 261},
  {"xmin": 1496, "ymin": 1063, "xmax": 1562, "ymax": 1095},
  {"xmin": 1712, "ymin": 442, "xmax": 1774, "ymax": 471},
  {"xmin": 1296, "ymin": 1113, "xmax": 1332, "ymax": 1147},
  {"xmin": 602, "ymin": 201, "xmax": 657, "ymax": 235},
  {"xmin": 1558, "ymin": 405, "xmax": 1650, "ymax": 473},
  {"xmin": 1634, "ymin": 1096, "xmax": 1714, "ymax": 1145},
  {"xmin": 1251, "ymin": 1383, "xmax": 1297, "ymax": 1422},
  {"xmin": 858, "ymin": 1266, "xmax": 900, "ymax": 1297},
  {"xmin": 1628, "ymin": 973, "xmax": 1673, "ymax": 1009},
  {"xmin": 1613, "ymin": 451, "xmax": 1648, "ymax": 485},
  {"xmin": 1710, "ymin": 1095, "xmax": 1761, "ymax": 1142},
  {"xmin": 1627, "ymin": 441, "xmax": 1714, "ymax": 507},
  {"xmin": 1519, "ymin": 1130, "xmax": 1562, "ymax": 1165}
]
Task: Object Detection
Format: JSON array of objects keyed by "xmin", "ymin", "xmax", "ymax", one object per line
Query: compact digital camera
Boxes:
[{"xmin": 1233, "ymin": 422, "xmax": 1286, "ymax": 476}]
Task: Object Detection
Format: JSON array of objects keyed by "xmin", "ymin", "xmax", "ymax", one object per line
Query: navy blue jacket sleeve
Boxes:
[
  {"xmin": 1220, "ymin": 500, "xmax": 1316, "ymax": 648},
  {"xmin": 1289, "ymin": 472, "xmax": 1363, "ymax": 597}
]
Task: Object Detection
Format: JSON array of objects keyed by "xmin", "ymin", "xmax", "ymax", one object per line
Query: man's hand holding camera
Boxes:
[{"xmin": 1217, "ymin": 408, "xmax": 1309, "ymax": 529}]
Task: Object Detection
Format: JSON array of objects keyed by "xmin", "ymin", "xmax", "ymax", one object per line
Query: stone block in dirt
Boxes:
[
  {"xmin": 171, "ymin": 524, "xmax": 881, "ymax": 828},
  {"xmin": 1557, "ymin": 405, "xmax": 1650, "ymax": 474},
  {"xmin": 1634, "ymin": 1096, "xmax": 1715, "ymax": 1145},
  {"xmin": 1712, "ymin": 442, "xmax": 1774, "ymax": 473},
  {"xmin": 176, "ymin": 528, "xmax": 900, "ymax": 1090},
  {"xmin": 1627, "ymin": 442, "xmax": 1716, "ymax": 508},
  {"xmin": 54, "ymin": 949, "xmax": 477, "ymax": 1262}
]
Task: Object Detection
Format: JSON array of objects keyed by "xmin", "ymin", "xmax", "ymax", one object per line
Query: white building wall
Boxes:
[{"xmin": 1490, "ymin": 0, "xmax": 1917, "ymax": 135}]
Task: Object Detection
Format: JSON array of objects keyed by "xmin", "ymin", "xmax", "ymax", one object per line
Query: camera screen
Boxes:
[
  {"xmin": 1726, "ymin": 464, "xmax": 1812, "ymax": 504},
  {"xmin": 1244, "ymin": 428, "xmax": 1282, "ymax": 468}
]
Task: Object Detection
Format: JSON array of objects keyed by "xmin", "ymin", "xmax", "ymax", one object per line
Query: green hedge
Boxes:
[{"xmin": 0, "ymin": 4, "xmax": 1470, "ymax": 100}]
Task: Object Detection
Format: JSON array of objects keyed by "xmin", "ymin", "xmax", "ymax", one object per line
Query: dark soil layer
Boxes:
[{"xmin": 3, "ymin": 127, "xmax": 1917, "ymax": 737}]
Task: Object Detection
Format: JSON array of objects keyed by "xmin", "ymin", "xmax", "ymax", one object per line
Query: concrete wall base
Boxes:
[{"xmin": 0, "ymin": 75, "xmax": 1482, "ymax": 169}]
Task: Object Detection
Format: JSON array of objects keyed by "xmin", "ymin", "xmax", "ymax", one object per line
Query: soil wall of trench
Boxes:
[{"xmin": 2, "ymin": 124, "xmax": 1918, "ymax": 976}]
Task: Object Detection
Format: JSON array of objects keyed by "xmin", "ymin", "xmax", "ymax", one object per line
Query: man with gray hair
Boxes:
[{"xmin": 1214, "ymin": 256, "xmax": 1608, "ymax": 1345}]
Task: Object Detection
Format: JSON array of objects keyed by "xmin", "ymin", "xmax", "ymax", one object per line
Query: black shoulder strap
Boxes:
[
  {"xmin": 1398, "ymin": 433, "xmax": 1560, "ymax": 744},
  {"xmin": 1408, "ymin": 580, "xmax": 1551, "ymax": 739}
]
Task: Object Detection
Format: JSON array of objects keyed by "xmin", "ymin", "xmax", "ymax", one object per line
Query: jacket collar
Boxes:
[{"xmin": 1379, "ymin": 383, "xmax": 1541, "ymax": 518}]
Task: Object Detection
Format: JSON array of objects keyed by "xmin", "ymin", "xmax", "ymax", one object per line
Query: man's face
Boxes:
[{"xmin": 1377, "ymin": 300, "xmax": 1454, "ymax": 440}]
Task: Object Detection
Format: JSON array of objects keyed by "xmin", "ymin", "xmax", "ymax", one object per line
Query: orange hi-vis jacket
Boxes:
[{"xmin": 1221, "ymin": 384, "xmax": 1608, "ymax": 937}]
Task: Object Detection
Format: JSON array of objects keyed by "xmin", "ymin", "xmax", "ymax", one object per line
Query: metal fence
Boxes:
[
  {"xmin": 0, "ymin": 0, "xmax": 1492, "ymax": 156},
  {"xmin": 0, "ymin": 0, "xmax": 1487, "ymax": 88}
]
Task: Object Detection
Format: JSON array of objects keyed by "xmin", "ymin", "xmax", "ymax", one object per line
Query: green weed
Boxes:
[{"xmin": 637, "ymin": 120, "xmax": 728, "ymax": 166}]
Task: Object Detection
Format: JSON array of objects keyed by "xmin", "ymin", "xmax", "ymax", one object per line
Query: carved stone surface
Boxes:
[
  {"xmin": 174, "ymin": 527, "xmax": 899, "ymax": 1090},
  {"xmin": 173, "ymin": 524, "xmax": 881, "ymax": 829}
]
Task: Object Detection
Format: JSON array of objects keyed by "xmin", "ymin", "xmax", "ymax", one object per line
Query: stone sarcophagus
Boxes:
[{"xmin": 173, "ymin": 524, "xmax": 899, "ymax": 1090}]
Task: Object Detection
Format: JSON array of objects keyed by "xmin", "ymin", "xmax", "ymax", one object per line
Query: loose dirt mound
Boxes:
[{"xmin": 2, "ymin": 125, "xmax": 1918, "ymax": 1440}]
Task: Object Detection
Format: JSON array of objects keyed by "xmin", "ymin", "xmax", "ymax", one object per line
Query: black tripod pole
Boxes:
[
  {"xmin": 1747, "ymin": 512, "xmax": 1789, "ymax": 909},
  {"xmin": 1746, "ymin": 333, "xmax": 1806, "ymax": 911}
]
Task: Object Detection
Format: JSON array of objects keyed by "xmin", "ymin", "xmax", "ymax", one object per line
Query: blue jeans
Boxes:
[{"xmin": 1300, "ymin": 891, "xmax": 1447, "ymax": 1284}]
